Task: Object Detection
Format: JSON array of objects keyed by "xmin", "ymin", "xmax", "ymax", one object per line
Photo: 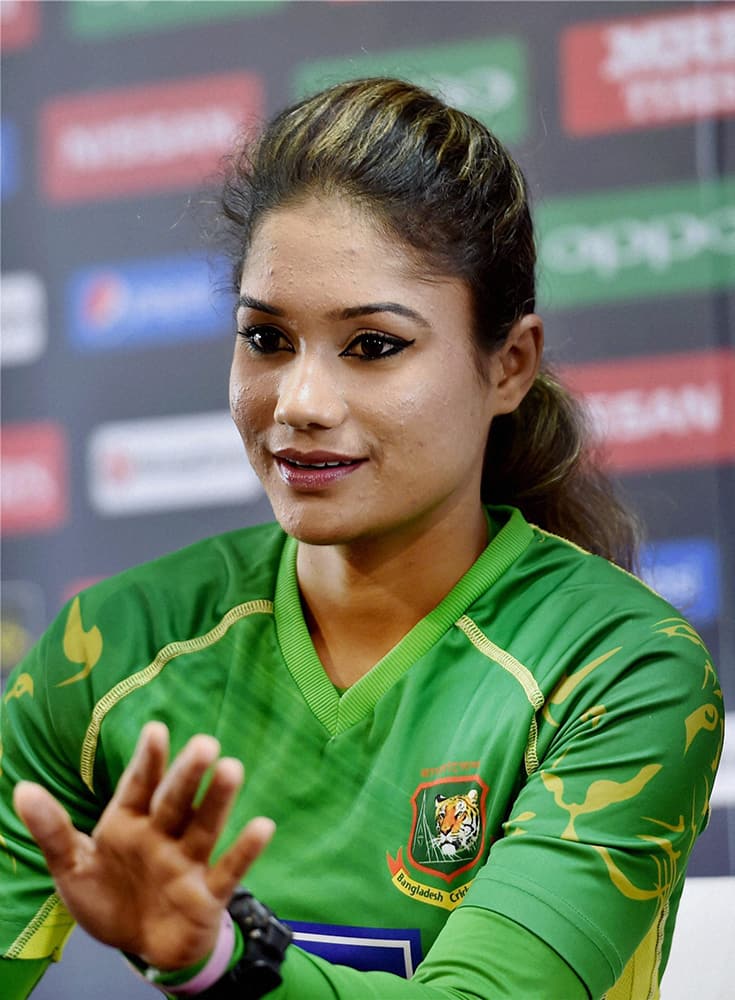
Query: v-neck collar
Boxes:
[{"xmin": 274, "ymin": 506, "xmax": 533, "ymax": 736}]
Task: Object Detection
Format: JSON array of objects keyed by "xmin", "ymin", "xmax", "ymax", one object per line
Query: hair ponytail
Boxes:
[{"xmin": 482, "ymin": 367, "xmax": 641, "ymax": 571}]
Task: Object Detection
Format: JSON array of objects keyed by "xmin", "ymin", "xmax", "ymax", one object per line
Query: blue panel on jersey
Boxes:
[
  {"xmin": 640, "ymin": 537, "xmax": 720, "ymax": 626},
  {"xmin": 287, "ymin": 920, "xmax": 423, "ymax": 978}
]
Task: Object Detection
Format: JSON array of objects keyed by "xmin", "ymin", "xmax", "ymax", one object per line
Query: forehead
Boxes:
[{"xmin": 239, "ymin": 195, "xmax": 463, "ymax": 304}]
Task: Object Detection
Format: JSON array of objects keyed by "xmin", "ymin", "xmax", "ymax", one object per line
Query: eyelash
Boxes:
[
  {"xmin": 238, "ymin": 325, "xmax": 291, "ymax": 355},
  {"xmin": 237, "ymin": 325, "xmax": 415, "ymax": 361}
]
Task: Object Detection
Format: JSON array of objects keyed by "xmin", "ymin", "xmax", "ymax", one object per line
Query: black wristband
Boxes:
[{"xmin": 196, "ymin": 888, "xmax": 293, "ymax": 999}]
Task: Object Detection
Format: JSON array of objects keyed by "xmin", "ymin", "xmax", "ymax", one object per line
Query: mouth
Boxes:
[
  {"xmin": 272, "ymin": 450, "xmax": 366, "ymax": 489},
  {"xmin": 280, "ymin": 456, "xmax": 362, "ymax": 470}
]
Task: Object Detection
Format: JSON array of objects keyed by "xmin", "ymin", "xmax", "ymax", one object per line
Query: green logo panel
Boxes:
[
  {"xmin": 537, "ymin": 177, "xmax": 735, "ymax": 309},
  {"xmin": 292, "ymin": 37, "xmax": 528, "ymax": 144},
  {"xmin": 68, "ymin": 1, "xmax": 284, "ymax": 38}
]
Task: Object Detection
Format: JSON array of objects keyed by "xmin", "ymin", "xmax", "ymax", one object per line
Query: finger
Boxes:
[
  {"xmin": 149, "ymin": 734, "xmax": 221, "ymax": 837},
  {"xmin": 181, "ymin": 757, "xmax": 244, "ymax": 862},
  {"xmin": 13, "ymin": 782, "xmax": 88, "ymax": 876},
  {"xmin": 207, "ymin": 816, "xmax": 276, "ymax": 902},
  {"xmin": 112, "ymin": 721, "xmax": 169, "ymax": 814}
]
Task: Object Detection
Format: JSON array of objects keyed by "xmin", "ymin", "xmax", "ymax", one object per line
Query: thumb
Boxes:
[{"xmin": 13, "ymin": 781, "xmax": 86, "ymax": 876}]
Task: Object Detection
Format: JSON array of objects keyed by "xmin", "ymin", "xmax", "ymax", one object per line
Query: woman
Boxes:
[{"xmin": 0, "ymin": 79, "xmax": 723, "ymax": 999}]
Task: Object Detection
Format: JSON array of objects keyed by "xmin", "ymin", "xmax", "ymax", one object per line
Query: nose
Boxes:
[{"xmin": 274, "ymin": 354, "xmax": 348, "ymax": 429}]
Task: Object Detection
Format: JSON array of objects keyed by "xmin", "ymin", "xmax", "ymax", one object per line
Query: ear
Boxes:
[{"xmin": 489, "ymin": 313, "xmax": 544, "ymax": 416}]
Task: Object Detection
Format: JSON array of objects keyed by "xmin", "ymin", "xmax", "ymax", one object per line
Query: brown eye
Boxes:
[
  {"xmin": 239, "ymin": 325, "xmax": 292, "ymax": 353},
  {"xmin": 341, "ymin": 333, "xmax": 413, "ymax": 360}
]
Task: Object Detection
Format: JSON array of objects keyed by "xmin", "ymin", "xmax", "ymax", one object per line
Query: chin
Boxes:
[{"xmin": 270, "ymin": 505, "xmax": 354, "ymax": 546}]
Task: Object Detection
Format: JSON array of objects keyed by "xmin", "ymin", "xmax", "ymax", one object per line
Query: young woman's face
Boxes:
[{"xmin": 230, "ymin": 195, "xmax": 505, "ymax": 547}]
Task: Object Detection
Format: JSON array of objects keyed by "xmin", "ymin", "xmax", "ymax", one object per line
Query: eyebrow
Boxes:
[
  {"xmin": 237, "ymin": 294, "xmax": 283, "ymax": 317},
  {"xmin": 237, "ymin": 294, "xmax": 431, "ymax": 328}
]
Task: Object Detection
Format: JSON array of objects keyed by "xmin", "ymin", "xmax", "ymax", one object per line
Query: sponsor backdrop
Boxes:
[{"xmin": 1, "ymin": 1, "xmax": 733, "ymax": 994}]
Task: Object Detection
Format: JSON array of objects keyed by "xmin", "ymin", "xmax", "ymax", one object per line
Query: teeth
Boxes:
[{"xmin": 287, "ymin": 458, "xmax": 353, "ymax": 469}]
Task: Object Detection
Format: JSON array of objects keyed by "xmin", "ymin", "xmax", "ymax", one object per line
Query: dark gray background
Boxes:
[{"xmin": 1, "ymin": 2, "xmax": 733, "ymax": 996}]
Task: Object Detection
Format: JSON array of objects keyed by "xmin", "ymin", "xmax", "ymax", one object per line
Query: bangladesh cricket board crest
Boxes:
[{"xmin": 387, "ymin": 775, "xmax": 489, "ymax": 911}]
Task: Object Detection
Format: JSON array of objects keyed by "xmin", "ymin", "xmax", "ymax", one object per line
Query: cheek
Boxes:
[
  {"xmin": 229, "ymin": 365, "xmax": 271, "ymax": 432},
  {"xmin": 377, "ymin": 376, "xmax": 443, "ymax": 425},
  {"xmin": 385, "ymin": 373, "xmax": 491, "ymax": 475},
  {"xmin": 229, "ymin": 377, "xmax": 245, "ymax": 420},
  {"xmin": 228, "ymin": 354, "xmax": 244, "ymax": 409},
  {"xmin": 229, "ymin": 382, "xmax": 253, "ymax": 441},
  {"xmin": 390, "ymin": 380, "xmax": 471, "ymax": 443}
]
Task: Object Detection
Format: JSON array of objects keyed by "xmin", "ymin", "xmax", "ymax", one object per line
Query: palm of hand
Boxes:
[{"xmin": 13, "ymin": 723, "xmax": 275, "ymax": 970}]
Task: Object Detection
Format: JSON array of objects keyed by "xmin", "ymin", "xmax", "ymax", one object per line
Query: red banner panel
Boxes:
[
  {"xmin": 562, "ymin": 5, "xmax": 735, "ymax": 135},
  {"xmin": 40, "ymin": 71, "xmax": 264, "ymax": 203},
  {"xmin": 0, "ymin": 0, "xmax": 40, "ymax": 52},
  {"xmin": 564, "ymin": 349, "xmax": 735, "ymax": 472},
  {"xmin": 1, "ymin": 422, "xmax": 68, "ymax": 535}
]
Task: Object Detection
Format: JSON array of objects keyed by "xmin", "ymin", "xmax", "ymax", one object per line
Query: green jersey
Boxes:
[{"xmin": 0, "ymin": 507, "xmax": 723, "ymax": 999}]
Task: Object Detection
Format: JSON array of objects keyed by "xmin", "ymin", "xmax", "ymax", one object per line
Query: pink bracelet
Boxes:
[{"xmin": 149, "ymin": 909, "xmax": 236, "ymax": 996}]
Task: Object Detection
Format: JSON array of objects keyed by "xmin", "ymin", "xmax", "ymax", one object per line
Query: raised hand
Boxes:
[{"xmin": 13, "ymin": 721, "xmax": 274, "ymax": 970}]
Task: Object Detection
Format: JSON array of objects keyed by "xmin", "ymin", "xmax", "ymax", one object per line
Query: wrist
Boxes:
[
  {"xmin": 127, "ymin": 911, "xmax": 239, "ymax": 996},
  {"xmin": 197, "ymin": 888, "xmax": 292, "ymax": 1000},
  {"xmin": 129, "ymin": 889, "xmax": 292, "ymax": 1000}
]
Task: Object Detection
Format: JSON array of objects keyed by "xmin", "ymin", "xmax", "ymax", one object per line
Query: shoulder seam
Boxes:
[
  {"xmin": 5, "ymin": 892, "xmax": 70, "ymax": 959},
  {"xmin": 528, "ymin": 523, "xmax": 593, "ymax": 557},
  {"xmin": 455, "ymin": 615, "xmax": 544, "ymax": 775},
  {"xmin": 79, "ymin": 599, "xmax": 274, "ymax": 792},
  {"xmin": 530, "ymin": 524, "xmax": 670, "ymax": 605}
]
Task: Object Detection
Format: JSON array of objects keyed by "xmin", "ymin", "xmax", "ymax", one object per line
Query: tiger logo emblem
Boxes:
[
  {"xmin": 433, "ymin": 789, "xmax": 481, "ymax": 857},
  {"xmin": 399, "ymin": 773, "xmax": 488, "ymax": 888}
]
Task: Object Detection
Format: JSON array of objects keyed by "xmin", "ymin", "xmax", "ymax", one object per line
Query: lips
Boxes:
[
  {"xmin": 282, "ymin": 456, "xmax": 361, "ymax": 470},
  {"xmin": 273, "ymin": 449, "xmax": 366, "ymax": 490}
]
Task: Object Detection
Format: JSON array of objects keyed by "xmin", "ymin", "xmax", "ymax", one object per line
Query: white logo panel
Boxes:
[
  {"xmin": 0, "ymin": 272, "xmax": 47, "ymax": 367},
  {"xmin": 88, "ymin": 411, "xmax": 262, "ymax": 516}
]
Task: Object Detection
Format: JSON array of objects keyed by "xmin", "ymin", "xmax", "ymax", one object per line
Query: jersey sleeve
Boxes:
[
  {"xmin": 0, "ymin": 957, "xmax": 50, "ymax": 999},
  {"xmin": 461, "ymin": 614, "xmax": 724, "ymax": 999},
  {"xmin": 0, "ymin": 601, "xmax": 102, "ymax": 961},
  {"xmin": 264, "ymin": 907, "xmax": 589, "ymax": 1000}
]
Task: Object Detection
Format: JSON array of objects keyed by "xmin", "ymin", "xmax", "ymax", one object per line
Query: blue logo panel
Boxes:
[
  {"xmin": 287, "ymin": 921, "xmax": 423, "ymax": 978},
  {"xmin": 1, "ymin": 119, "xmax": 20, "ymax": 200},
  {"xmin": 640, "ymin": 538, "xmax": 720, "ymax": 627},
  {"xmin": 66, "ymin": 254, "xmax": 232, "ymax": 351}
]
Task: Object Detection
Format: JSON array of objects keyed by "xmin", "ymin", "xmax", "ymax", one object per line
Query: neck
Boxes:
[{"xmin": 296, "ymin": 502, "xmax": 489, "ymax": 687}]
